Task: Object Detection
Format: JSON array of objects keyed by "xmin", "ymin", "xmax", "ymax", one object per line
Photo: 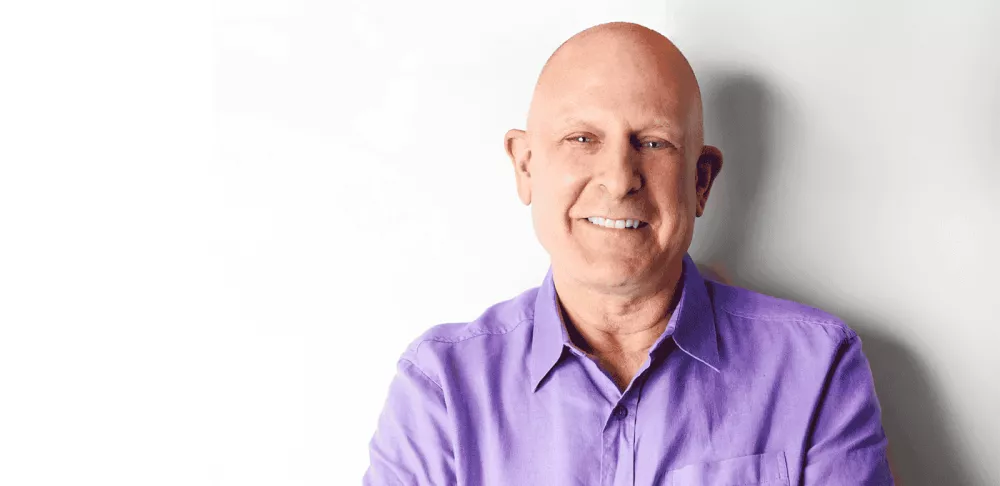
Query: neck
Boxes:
[{"xmin": 553, "ymin": 258, "xmax": 684, "ymax": 358}]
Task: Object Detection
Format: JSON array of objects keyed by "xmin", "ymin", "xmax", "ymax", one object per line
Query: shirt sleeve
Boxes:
[
  {"xmin": 803, "ymin": 334, "xmax": 895, "ymax": 485},
  {"xmin": 363, "ymin": 358, "xmax": 456, "ymax": 486}
]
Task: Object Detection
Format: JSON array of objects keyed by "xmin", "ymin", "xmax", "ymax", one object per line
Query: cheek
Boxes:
[
  {"xmin": 533, "ymin": 160, "xmax": 586, "ymax": 217},
  {"xmin": 648, "ymin": 165, "xmax": 689, "ymax": 206},
  {"xmin": 529, "ymin": 192, "xmax": 573, "ymax": 258},
  {"xmin": 647, "ymin": 166, "xmax": 698, "ymax": 242},
  {"xmin": 661, "ymin": 163, "xmax": 698, "ymax": 208},
  {"xmin": 529, "ymin": 162, "xmax": 587, "ymax": 253},
  {"xmin": 660, "ymin": 167, "xmax": 700, "ymax": 243}
]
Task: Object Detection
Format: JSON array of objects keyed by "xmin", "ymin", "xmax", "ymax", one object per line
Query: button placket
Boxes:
[
  {"xmin": 612, "ymin": 404, "xmax": 628, "ymax": 419},
  {"xmin": 601, "ymin": 401, "xmax": 627, "ymax": 486},
  {"xmin": 612, "ymin": 391, "xmax": 641, "ymax": 486}
]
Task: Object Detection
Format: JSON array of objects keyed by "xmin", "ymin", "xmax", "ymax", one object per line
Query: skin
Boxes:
[{"xmin": 504, "ymin": 22, "xmax": 724, "ymax": 391}]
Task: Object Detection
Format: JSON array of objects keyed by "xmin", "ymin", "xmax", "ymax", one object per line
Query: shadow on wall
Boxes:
[{"xmin": 693, "ymin": 70, "xmax": 977, "ymax": 486}]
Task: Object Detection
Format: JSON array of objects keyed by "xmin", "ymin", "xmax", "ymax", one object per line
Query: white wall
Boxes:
[{"xmin": 1, "ymin": 1, "xmax": 997, "ymax": 485}]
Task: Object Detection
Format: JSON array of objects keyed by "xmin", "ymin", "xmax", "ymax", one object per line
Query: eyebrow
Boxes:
[
  {"xmin": 648, "ymin": 118, "xmax": 681, "ymax": 131},
  {"xmin": 556, "ymin": 116, "xmax": 683, "ymax": 133},
  {"xmin": 556, "ymin": 117, "xmax": 597, "ymax": 130}
]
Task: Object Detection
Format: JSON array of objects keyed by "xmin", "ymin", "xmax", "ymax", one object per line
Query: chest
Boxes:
[{"xmin": 448, "ymin": 353, "xmax": 823, "ymax": 486}]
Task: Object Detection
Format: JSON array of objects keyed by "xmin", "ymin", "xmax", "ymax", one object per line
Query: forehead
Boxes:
[
  {"xmin": 531, "ymin": 46, "xmax": 696, "ymax": 134},
  {"xmin": 539, "ymin": 80, "xmax": 691, "ymax": 136}
]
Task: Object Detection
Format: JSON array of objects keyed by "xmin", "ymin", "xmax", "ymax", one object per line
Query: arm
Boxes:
[
  {"xmin": 363, "ymin": 358, "xmax": 456, "ymax": 486},
  {"xmin": 803, "ymin": 334, "xmax": 895, "ymax": 485}
]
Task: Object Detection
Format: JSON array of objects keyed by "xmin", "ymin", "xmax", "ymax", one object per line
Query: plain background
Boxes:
[{"xmin": 1, "ymin": 0, "xmax": 998, "ymax": 485}]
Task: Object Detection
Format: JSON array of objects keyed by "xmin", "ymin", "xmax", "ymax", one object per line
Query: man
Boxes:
[{"xmin": 364, "ymin": 22, "xmax": 894, "ymax": 486}]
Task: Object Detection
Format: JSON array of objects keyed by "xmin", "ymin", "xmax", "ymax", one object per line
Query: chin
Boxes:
[{"xmin": 581, "ymin": 257, "xmax": 650, "ymax": 286}]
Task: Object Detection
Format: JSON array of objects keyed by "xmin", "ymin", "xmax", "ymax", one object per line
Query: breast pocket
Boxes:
[{"xmin": 667, "ymin": 451, "xmax": 789, "ymax": 486}]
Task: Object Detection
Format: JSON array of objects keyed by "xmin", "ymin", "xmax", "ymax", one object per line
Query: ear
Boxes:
[
  {"xmin": 505, "ymin": 128, "xmax": 532, "ymax": 205},
  {"xmin": 695, "ymin": 145, "xmax": 723, "ymax": 217}
]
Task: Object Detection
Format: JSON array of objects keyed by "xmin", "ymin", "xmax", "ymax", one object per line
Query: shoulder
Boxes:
[
  {"xmin": 398, "ymin": 284, "xmax": 538, "ymax": 380},
  {"xmin": 706, "ymin": 279, "xmax": 857, "ymax": 346}
]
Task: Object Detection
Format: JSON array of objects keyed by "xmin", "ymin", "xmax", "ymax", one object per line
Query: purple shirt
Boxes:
[{"xmin": 364, "ymin": 254, "xmax": 894, "ymax": 485}]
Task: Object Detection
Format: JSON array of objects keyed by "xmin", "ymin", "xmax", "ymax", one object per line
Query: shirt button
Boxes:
[{"xmin": 612, "ymin": 405, "xmax": 628, "ymax": 419}]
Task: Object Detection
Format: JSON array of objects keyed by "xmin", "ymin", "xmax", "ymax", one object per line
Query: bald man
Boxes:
[{"xmin": 364, "ymin": 22, "xmax": 894, "ymax": 486}]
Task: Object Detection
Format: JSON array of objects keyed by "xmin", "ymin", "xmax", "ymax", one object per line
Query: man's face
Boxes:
[{"xmin": 508, "ymin": 36, "xmax": 720, "ymax": 291}]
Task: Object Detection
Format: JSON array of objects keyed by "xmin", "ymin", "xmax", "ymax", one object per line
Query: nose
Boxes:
[{"xmin": 596, "ymin": 138, "xmax": 643, "ymax": 199}]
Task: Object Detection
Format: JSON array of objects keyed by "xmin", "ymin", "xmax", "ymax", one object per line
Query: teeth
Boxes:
[{"xmin": 586, "ymin": 217, "xmax": 644, "ymax": 229}]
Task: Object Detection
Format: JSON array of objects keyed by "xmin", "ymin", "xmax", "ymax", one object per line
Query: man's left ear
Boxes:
[{"xmin": 695, "ymin": 145, "xmax": 723, "ymax": 217}]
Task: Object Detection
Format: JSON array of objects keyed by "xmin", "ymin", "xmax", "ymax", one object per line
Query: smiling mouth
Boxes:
[{"xmin": 583, "ymin": 217, "xmax": 649, "ymax": 229}]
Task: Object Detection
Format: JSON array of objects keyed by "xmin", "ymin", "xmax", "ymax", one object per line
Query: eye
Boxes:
[
  {"xmin": 568, "ymin": 135, "xmax": 594, "ymax": 144},
  {"xmin": 640, "ymin": 140, "xmax": 668, "ymax": 149}
]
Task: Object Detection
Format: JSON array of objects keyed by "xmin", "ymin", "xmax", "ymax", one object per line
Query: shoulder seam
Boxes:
[
  {"xmin": 404, "ymin": 315, "xmax": 533, "ymax": 392},
  {"xmin": 415, "ymin": 315, "xmax": 532, "ymax": 345},
  {"xmin": 399, "ymin": 357, "xmax": 445, "ymax": 393},
  {"xmin": 842, "ymin": 332, "xmax": 861, "ymax": 346},
  {"xmin": 719, "ymin": 306, "xmax": 856, "ymax": 340}
]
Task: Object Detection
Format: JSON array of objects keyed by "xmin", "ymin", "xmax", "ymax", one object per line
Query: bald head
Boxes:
[
  {"xmin": 528, "ymin": 22, "xmax": 705, "ymax": 150},
  {"xmin": 504, "ymin": 21, "xmax": 723, "ymax": 298}
]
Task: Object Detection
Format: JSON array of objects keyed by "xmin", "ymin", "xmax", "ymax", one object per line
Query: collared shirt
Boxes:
[{"xmin": 363, "ymin": 254, "xmax": 894, "ymax": 485}]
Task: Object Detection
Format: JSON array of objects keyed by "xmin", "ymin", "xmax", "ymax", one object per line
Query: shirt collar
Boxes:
[
  {"xmin": 527, "ymin": 264, "xmax": 570, "ymax": 391},
  {"xmin": 528, "ymin": 253, "xmax": 721, "ymax": 391}
]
